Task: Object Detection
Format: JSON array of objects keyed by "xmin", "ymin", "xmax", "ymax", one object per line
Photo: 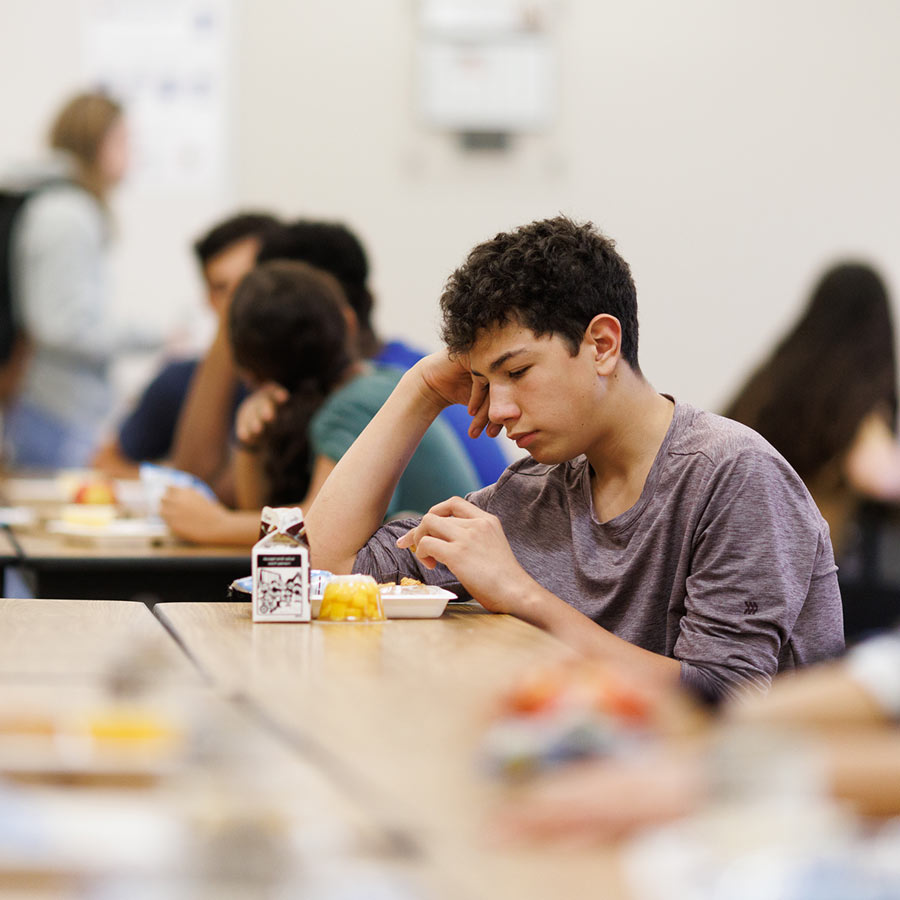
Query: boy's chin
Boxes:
[{"xmin": 525, "ymin": 446, "xmax": 575, "ymax": 466}]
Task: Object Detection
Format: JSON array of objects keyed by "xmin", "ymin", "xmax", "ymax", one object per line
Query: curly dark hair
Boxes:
[
  {"xmin": 439, "ymin": 216, "xmax": 640, "ymax": 368},
  {"xmin": 724, "ymin": 262, "xmax": 898, "ymax": 481},
  {"xmin": 229, "ymin": 260, "xmax": 352, "ymax": 505}
]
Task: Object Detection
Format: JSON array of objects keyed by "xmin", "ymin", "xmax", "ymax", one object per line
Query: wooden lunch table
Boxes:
[
  {"xmin": 5, "ymin": 529, "xmax": 249, "ymax": 604},
  {"xmin": 0, "ymin": 472, "xmax": 249, "ymax": 603},
  {"xmin": 0, "ymin": 598, "xmax": 444, "ymax": 898},
  {"xmin": 155, "ymin": 601, "xmax": 632, "ymax": 900},
  {"xmin": 0, "ymin": 596, "xmax": 197, "ymax": 681}
]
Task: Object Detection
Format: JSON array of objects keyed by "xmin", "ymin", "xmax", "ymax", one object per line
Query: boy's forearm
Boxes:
[
  {"xmin": 519, "ymin": 581, "xmax": 682, "ymax": 685},
  {"xmin": 171, "ymin": 328, "xmax": 238, "ymax": 483},
  {"xmin": 306, "ymin": 366, "xmax": 445, "ymax": 573},
  {"xmin": 234, "ymin": 448, "xmax": 269, "ymax": 510},
  {"xmin": 208, "ymin": 509, "xmax": 260, "ymax": 548}
]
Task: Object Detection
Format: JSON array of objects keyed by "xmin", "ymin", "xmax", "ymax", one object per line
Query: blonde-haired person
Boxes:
[{"xmin": 3, "ymin": 90, "xmax": 159, "ymax": 468}]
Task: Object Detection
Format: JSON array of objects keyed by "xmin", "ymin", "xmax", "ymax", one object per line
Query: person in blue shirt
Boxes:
[{"xmin": 92, "ymin": 212, "xmax": 280, "ymax": 480}]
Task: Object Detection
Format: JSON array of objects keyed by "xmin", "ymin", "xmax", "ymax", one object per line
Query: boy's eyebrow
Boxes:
[{"xmin": 470, "ymin": 347, "xmax": 528, "ymax": 377}]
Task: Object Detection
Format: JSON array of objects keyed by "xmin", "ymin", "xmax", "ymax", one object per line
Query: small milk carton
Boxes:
[{"xmin": 252, "ymin": 507, "xmax": 310, "ymax": 623}]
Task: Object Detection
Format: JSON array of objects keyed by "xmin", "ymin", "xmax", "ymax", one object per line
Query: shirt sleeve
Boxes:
[
  {"xmin": 675, "ymin": 450, "xmax": 842, "ymax": 700},
  {"xmin": 118, "ymin": 361, "xmax": 195, "ymax": 462}
]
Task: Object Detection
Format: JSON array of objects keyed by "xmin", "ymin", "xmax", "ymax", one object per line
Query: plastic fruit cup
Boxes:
[{"xmin": 317, "ymin": 574, "xmax": 385, "ymax": 622}]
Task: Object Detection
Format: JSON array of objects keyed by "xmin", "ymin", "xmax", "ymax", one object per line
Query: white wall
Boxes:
[{"xmin": 2, "ymin": 0, "xmax": 900, "ymax": 415}]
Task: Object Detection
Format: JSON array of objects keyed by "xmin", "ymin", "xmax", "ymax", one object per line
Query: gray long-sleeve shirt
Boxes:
[
  {"xmin": 353, "ymin": 400, "xmax": 845, "ymax": 699},
  {"xmin": 8, "ymin": 158, "xmax": 158, "ymax": 430}
]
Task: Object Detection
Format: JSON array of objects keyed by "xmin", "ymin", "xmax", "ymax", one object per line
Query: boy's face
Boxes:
[
  {"xmin": 203, "ymin": 236, "xmax": 260, "ymax": 314},
  {"xmin": 467, "ymin": 321, "xmax": 606, "ymax": 465}
]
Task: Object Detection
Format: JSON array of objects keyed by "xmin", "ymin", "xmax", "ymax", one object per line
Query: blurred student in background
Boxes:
[
  {"xmin": 92, "ymin": 211, "xmax": 279, "ymax": 480},
  {"xmin": 160, "ymin": 260, "xmax": 480, "ymax": 545},
  {"xmin": 167, "ymin": 220, "xmax": 508, "ymax": 506},
  {"xmin": 725, "ymin": 263, "xmax": 900, "ymax": 561},
  {"xmin": 3, "ymin": 91, "xmax": 162, "ymax": 468}
]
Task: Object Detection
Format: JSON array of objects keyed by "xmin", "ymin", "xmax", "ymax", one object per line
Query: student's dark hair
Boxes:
[
  {"xmin": 724, "ymin": 262, "xmax": 898, "ymax": 481},
  {"xmin": 193, "ymin": 213, "xmax": 280, "ymax": 265},
  {"xmin": 256, "ymin": 220, "xmax": 378, "ymax": 358},
  {"xmin": 229, "ymin": 260, "xmax": 352, "ymax": 505},
  {"xmin": 440, "ymin": 215, "xmax": 640, "ymax": 368}
]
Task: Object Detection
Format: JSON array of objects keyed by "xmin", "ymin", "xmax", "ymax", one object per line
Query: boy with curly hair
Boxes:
[{"xmin": 303, "ymin": 216, "xmax": 844, "ymax": 700}]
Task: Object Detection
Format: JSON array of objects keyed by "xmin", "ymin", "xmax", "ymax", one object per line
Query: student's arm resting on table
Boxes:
[
  {"xmin": 397, "ymin": 495, "xmax": 681, "ymax": 686},
  {"xmin": 728, "ymin": 626, "xmax": 900, "ymax": 730},
  {"xmin": 496, "ymin": 727, "xmax": 900, "ymax": 843},
  {"xmin": 726, "ymin": 660, "xmax": 890, "ymax": 731},
  {"xmin": 159, "ymin": 487, "xmax": 259, "ymax": 545},
  {"xmin": 496, "ymin": 647, "xmax": 900, "ymax": 844},
  {"xmin": 305, "ymin": 352, "xmax": 486, "ymax": 575},
  {"xmin": 161, "ymin": 455, "xmax": 337, "ymax": 548}
]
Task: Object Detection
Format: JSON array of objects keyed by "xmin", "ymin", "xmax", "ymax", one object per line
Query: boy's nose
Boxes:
[{"xmin": 488, "ymin": 388, "xmax": 519, "ymax": 425}]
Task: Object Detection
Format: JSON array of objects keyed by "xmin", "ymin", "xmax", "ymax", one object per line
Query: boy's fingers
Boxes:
[
  {"xmin": 427, "ymin": 496, "xmax": 483, "ymax": 519},
  {"xmin": 467, "ymin": 380, "xmax": 487, "ymax": 416}
]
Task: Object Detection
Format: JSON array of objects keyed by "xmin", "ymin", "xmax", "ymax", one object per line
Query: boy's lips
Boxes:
[{"xmin": 509, "ymin": 430, "xmax": 537, "ymax": 449}]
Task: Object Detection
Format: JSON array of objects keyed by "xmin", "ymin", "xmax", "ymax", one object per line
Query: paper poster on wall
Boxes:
[{"xmin": 81, "ymin": 0, "xmax": 231, "ymax": 190}]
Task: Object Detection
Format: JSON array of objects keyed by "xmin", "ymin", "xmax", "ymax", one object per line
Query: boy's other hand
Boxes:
[
  {"xmin": 235, "ymin": 382, "xmax": 289, "ymax": 448},
  {"xmin": 396, "ymin": 496, "xmax": 533, "ymax": 613}
]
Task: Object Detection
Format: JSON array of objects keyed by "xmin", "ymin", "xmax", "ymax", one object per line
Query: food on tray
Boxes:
[
  {"xmin": 318, "ymin": 574, "xmax": 385, "ymax": 622},
  {"xmin": 72, "ymin": 479, "xmax": 117, "ymax": 505},
  {"xmin": 231, "ymin": 572, "xmax": 455, "ymax": 618},
  {"xmin": 378, "ymin": 576, "xmax": 425, "ymax": 590},
  {"xmin": 59, "ymin": 503, "xmax": 117, "ymax": 527}
]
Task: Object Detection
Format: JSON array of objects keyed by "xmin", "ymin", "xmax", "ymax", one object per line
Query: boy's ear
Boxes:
[{"xmin": 584, "ymin": 314, "xmax": 622, "ymax": 374}]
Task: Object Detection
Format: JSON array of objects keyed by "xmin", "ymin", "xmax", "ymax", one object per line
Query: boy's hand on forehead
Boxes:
[
  {"xmin": 413, "ymin": 351, "xmax": 501, "ymax": 439},
  {"xmin": 396, "ymin": 496, "xmax": 533, "ymax": 614},
  {"xmin": 415, "ymin": 351, "xmax": 474, "ymax": 407}
]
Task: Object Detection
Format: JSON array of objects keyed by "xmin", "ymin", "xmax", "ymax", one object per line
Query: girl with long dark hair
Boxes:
[{"xmin": 725, "ymin": 262, "xmax": 900, "ymax": 556}]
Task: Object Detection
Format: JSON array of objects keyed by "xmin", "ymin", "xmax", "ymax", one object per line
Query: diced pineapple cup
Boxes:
[{"xmin": 317, "ymin": 574, "xmax": 385, "ymax": 622}]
